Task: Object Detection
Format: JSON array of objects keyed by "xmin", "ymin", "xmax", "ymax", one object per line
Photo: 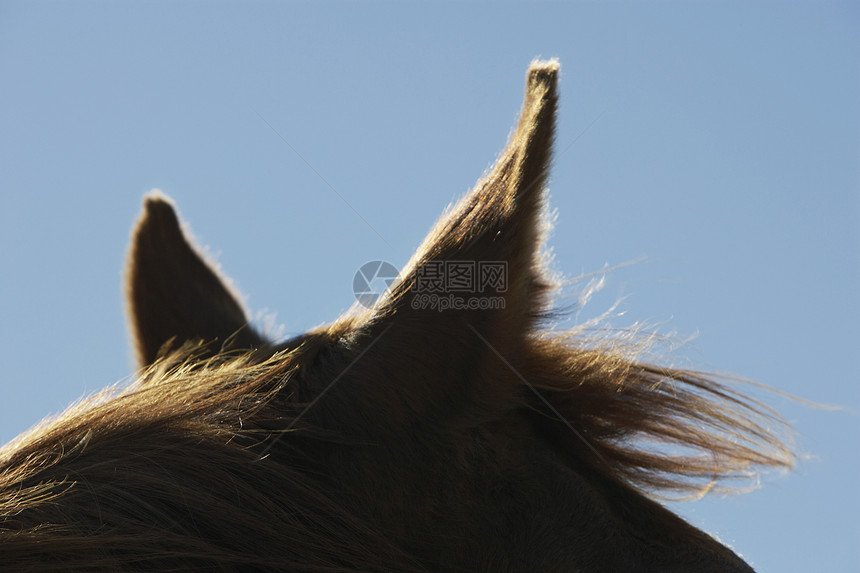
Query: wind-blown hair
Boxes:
[{"xmin": 0, "ymin": 60, "xmax": 793, "ymax": 572}]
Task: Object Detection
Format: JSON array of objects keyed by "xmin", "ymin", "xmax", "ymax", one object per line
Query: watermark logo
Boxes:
[
  {"xmin": 353, "ymin": 260, "xmax": 508, "ymax": 311},
  {"xmin": 353, "ymin": 260, "xmax": 400, "ymax": 308},
  {"xmin": 414, "ymin": 261, "xmax": 507, "ymax": 294},
  {"xmin": 411, "ymin": 260, "xmax": 507, "ymax": 311}
]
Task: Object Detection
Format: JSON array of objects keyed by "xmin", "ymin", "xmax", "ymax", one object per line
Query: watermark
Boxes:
[
  {"xmin": 410, "ymin": 293, "xmax": 505, "ymax": 311},
  {"xmin": 353, "ymin": 260, "xmax": 400, "ymax": 308},
  {"xmin": 353, "ymin": 260, "xmax": 507, "ymax": 311}
]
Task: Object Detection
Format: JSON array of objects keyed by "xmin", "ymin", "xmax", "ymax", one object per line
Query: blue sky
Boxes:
[{"xmin": 1, "ymin": 2, "xmax": 858, "ymax": 570}]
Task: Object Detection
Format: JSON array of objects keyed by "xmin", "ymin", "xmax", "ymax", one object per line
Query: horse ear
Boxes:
[
  {"xmin": 375, "ymin": 60, "xmax": 558, "ymax": 346},
  {"xmin": 125, "ymin": 193, "xmax": 263, "ymax": 368},
  {"xmin": 334, "ymin": 61, "xmax": 559, "ymax": 416}
]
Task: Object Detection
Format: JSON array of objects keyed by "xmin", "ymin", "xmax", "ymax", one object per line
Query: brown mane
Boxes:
[{"xmin": 0, "ymin": 60, "xmax": 794, "ymax": 572}]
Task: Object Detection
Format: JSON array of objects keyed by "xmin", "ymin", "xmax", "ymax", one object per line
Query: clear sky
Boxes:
[{"xmin": 1, "ymin": 2, "xmax": 858, "ymax": 571}]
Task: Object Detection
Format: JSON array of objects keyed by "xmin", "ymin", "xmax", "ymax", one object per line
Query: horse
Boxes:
[{"xmin": 0, "ymin": 60, "xmax": 793, "ymax": 572}]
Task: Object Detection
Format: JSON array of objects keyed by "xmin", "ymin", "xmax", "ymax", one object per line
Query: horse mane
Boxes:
[
  {"xmin": 0, "ymin": 340, "xmax": 424, "ymax": 571},
  {"xmin": 0, "ymin": 313, "xmax": 794, "ymax": 569}
]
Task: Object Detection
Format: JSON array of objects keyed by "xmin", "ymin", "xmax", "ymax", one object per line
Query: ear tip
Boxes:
[
  {"xmin": 528, "ymin": 58, "xmax": 560, "ymax": 86},
  {"xmin": 139, "ymin": 190, "xmax": 180, "ymax": 227},
  {"xmin": 142, "ymin": 189, "xmax": 175, "ymax": 211}
]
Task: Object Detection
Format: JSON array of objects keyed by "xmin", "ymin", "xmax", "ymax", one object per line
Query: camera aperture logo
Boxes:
[
  {"xmin": 353, "ymin": 259, "xmax": 507, "ymax": 311},
  {"xmin": 353, "ymin": 261, "xmax": 400, "ymax": 308}
]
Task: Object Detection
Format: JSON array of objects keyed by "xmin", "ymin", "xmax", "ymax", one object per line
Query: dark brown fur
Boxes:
[{"xmin": 0, "ymin": 61, "xmax": 793, "ymax": 572}]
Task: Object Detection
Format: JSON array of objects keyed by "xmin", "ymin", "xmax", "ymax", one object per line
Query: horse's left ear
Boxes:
[{"xmin": 125, "ymin": 193, "xmax": 263, "ymax": 368}]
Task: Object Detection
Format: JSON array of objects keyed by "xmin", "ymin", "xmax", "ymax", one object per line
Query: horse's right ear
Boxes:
[{"xmin": 125, "ymin": 193, "xmax": 263, "ymax": 368}]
